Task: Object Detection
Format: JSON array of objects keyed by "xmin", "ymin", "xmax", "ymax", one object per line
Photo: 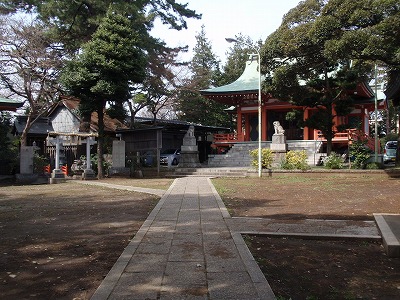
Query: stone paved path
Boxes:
[{"xmin": 90, "ymin": 177, "xmax": 275, "ymax": 300}]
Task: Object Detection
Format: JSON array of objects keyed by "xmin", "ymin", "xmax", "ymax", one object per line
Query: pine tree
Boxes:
[
  {"xmin": 178, "ymin": 26, "xmax": 230, "ymax": 127},
  {"xmin": 61, "ymin": 8, "xmax": 146, "ymax": 178}
]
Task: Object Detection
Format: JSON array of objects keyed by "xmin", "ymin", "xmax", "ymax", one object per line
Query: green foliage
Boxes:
[
  {"xmin": 177, "ymin": 25, "xmax": 230, "ymax": 127},
  {"xmin": 280, "ymin": 150, "xmax": 310, "ymax": 171},
  {"xmin": 261, "ymin": 0, "xmax": 400, "ymax": 154},
  {"xmin": 350, "ymin": 140, "xmax": 372, "ymax": 169},
  {"xmin": 0, "ymin": 113, "xmax": 19, "ymax": 174},
  {"xmin": 366, "ymin": 162, "xmax": 381, "ymax": 170},
  {"xmin": 33, "ymin": 153, "xmax": 49, "ymax": 174},
  {"xmin": 62, "ymin": 9, "xmax": 146, "ymax": 108},
  {"xmin": 249, "ymin": 148, "xmax": 273, "ymax": 169},
  {"xmin": 220, "ymin": 34, "xmax": 260, "ymax": 86},
  {"xmin": 61, "ymin": 9, "xmax": 147, "ymax": 177},
  {"xmin": 90, "ymin": 153, "xmax": 112, "ymax": 175},
  {"xmin": 324, "ymin": 152, "xmax": 343, "ymax": 169},
  {"xmin": 2, "ymin": 0, "xmax": 201, "ymax": 52},
  {"xmin": 380, "ymin": 133, "xmax": 398, "ymax": 149}
]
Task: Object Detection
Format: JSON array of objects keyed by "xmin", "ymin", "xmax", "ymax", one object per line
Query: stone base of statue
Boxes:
[
  {"xmin": 82, "ymin": 169, "xmax": 97, "ymax": 180},
  {"xmin": 49, "ymin": 169, "xmax": 66, "ymax": 184},
  {"xmin": 271, "ymin": 133, "xmax": 288, "ymax": 168},
  {"xmin": 16, "ymin": 173, "xmax": 39, "ymax": 184},
  {"xmin": 178, "ymin": 126, "xmax": 201, "ymax": 168},
  {"xmin": 179, "ymin": 151, "xmax": 202, "ymax": 168},
  {"xmin": 270, "ymin": 134, "xmax": 287, "ymax": 151},
  {"xmin": 109, "ymin": 167, "xmax": 130, "ymax": 177}
]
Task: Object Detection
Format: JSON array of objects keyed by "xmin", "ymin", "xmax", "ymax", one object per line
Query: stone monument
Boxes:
[
  {"xmin": 109, "ymin": 140, "xmax": 130, "ymax": 177},
  {"xmin": 16, "ymin": 146, "xmax": 37, "ymax": 184},
  {"xmin": 178, "ymin": 125, "xmax": 201, "ymax": 168}
]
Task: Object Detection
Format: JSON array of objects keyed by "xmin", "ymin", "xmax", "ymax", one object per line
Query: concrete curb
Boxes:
[{"xmin": 374, "ymin": 213, "xmax": 400, "ymax": 257}]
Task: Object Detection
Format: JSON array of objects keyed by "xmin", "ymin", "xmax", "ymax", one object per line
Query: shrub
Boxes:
[
  {"xmin": 249, "ymin": 148, "xmax": 273, "ymax": 169},
  {"xmin": 349, "ymin": 140, "xmax": 372, "ymax": 169},
  {"xmin": 366, "ymin": 162, "xmax": 381, "ymax": 169},
  {"xmin": 324, "ymin": 152, "xmax": 343, "ymax": 169},
  {"xmin": 281, "ymin": 150, "xmax": 310, "ymax": 170},
  {"xmin": 33, "ymin": 154, "xmax": 49, "ymax": 174}
]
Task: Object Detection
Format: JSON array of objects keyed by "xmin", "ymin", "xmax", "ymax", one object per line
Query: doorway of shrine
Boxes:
[{"xmin": 267, "ymin": 110, "xmax": 303, "ymax": 140}]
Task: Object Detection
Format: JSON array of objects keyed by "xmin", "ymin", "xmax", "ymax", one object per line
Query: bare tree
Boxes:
[
  {"xmin": 0, "ymin": 16, "xmax": 63, "ymax": 146},
  {"xmin": 128, "ymin": 46, "xmax": 190, "ymax": 126}
]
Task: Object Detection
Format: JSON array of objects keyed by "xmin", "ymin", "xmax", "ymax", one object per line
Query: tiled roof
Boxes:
[
  {"xmin": 14, "ymin": 116, "xmax": 54, "ymax": 135},
  {"xmin": 0, "ymin": 97, "xmax": 24, "ymax": 111},
  {"xmin": 201, "ymin": 56, "xmax": 262, "ymax": 95}
]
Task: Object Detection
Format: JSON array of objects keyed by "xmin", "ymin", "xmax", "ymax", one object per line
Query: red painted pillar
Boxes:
[{"xmin": 303, "ymin": 108, "xmax": 309, "ymax": 140}]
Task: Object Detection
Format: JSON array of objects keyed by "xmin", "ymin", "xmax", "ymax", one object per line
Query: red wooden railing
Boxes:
[
  {"xmin": 318, "ymin": 129, "xmax": 381, "ymax": 153},
  {"xmin": 213, "ymin": 133, "xmax": 244, "ymax": 144}
]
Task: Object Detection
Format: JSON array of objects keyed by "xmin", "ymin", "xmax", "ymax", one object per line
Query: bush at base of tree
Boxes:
[
  {"xmin": 349, "ymin": 140, "xmax": 372, "ymax": 169},
  {"xmin": 280, "ymin": 150, "xmax": 310, "ymax": 171},
  {"xmin": 249, "ymin": 148, "xmax": 273, "ymax": 169},
  {"xmin": 324, "ymin": 152, "xmax": 344, "ymax": 169}
]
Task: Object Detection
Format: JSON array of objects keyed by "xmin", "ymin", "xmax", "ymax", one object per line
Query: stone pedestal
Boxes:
[
  {"xmin": 109, "ymin": 140, "xmax": 130, "ymax": 177},
  {"xmin": 178, "ymin": 126, "xmax": 201, "ymax": 168},
  {"xmin": 270, "ymin": 134, "xmax": 287, "ymax": 151},
  {"xmin": 271, "ymin": 134, "xmax": 288, "ymax": 167},
  {"xmin": 109, "ymin": 167, "xmax": 130, "ymax": 177},
  {"xmin": 50, "ymin": 169, "xmax": 66, "ymax": 184},
  {"xmin": 82, "ymin": 169, "xmax": 96, "ymax": 180}
]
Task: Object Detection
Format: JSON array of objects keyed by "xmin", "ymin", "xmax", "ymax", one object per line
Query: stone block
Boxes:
[
  {"xmin": 20, "ymin": 146, "xmax": 34, "ymax": 174},
  {"xmin": 270, "ymin": 143, "xmax": 287, "ymax": 151},
  {"xmin": 181, "ymin": 145, "xmax": 198, "ymax": 152},
  {"xmin": 272, "ymin": 134, "xmax": 286, "ymax": 144},
  {"xmin": 109, "ymin": 167, "xmax": 130, "ymax": 177},
  {"xmin": 112, "ymin": 140, "xmax": 126, "ymax": 168},
  {"xmin": 82, "ymin": 169, "xmax": 96, "ymax": 180}
]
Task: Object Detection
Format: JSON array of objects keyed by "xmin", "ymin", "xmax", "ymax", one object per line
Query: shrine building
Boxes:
[{"xmin": 200, "ymin": 56, "xmax": 385, "ymax": 166}]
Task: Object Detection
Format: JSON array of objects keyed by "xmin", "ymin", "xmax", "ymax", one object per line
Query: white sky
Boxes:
[{"xmin": 151, "ymin": 0, "xmax": 302, "ymax": 63}]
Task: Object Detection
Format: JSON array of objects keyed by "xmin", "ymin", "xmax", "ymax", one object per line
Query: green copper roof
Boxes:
[
  {"xmin": 201, "ymin": 56, "xmax": 264, "ymax": 95},
  {"xmin": 0, "ymin": 97, "xmax": 24, "ymax": 109}
]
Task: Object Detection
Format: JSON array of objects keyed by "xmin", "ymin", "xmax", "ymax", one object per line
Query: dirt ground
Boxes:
[
  {"xmin": 1, "ymin": 172, "xmax": 399, "ymax": 299},
  {"xmin": 213, "ymin": 172, "xmax": 400, "ymax": 300},
  {"xmin": 0, "ymin": 178, "xmax": 172, "ymax": 300}
]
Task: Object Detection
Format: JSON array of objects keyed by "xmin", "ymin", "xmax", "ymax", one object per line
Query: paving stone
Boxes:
[
  {"xmin": 108, "ymin": 272, "xmax": 163, "ymax": 300},
  {"xmin": 207, "ymin": 271, "xmax": 260, "ymax": 300}
]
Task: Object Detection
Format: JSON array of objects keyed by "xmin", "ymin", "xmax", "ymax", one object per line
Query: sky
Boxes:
[{"xmin": 151, "ymin": 0, "xmax": 302, "ymax": 63}]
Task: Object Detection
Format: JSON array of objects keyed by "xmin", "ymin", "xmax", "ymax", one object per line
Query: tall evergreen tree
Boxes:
[
  {"xmin": 177, "ymin": 26, "xmax": 229, "ymax": 127},
  {"xmin": 61, "ymin": 8, "xmax": 146, "ymax": 178},
  {"xmin": 260, "ymin": 0, "xmax": 398, "ymax": 154},
  {"xmin": 221, "ymin": 34, "xmax": 260, "ymax": 86},
  {"xmin": 1, "ymin": 0, "xmax": 201, "ymax": 53}
]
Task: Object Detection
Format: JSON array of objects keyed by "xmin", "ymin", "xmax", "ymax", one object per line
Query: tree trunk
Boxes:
[
  {"xmin": 97, "ymin": 106, "xmax": 105, "ymax": 179},
  {"xmin": 326, "ymin": 137, "xmax": 332, "ymax": 156},
  {"xmin": 19, "ymin": 114, "xmax": 34, "ymax": 147}
]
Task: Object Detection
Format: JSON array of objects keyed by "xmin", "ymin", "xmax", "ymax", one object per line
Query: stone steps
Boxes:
[
  {"xmin": 207, "ymin": 140, "xmax": 324, "ymax": 168},
  {"xmin": 170, "ymin": 167, "xmax": 250, "ymax": 177}
]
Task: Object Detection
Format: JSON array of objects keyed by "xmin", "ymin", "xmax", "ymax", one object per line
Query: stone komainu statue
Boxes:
[
  {"xmin": 273, "ymin": 121, "xmax": 285, "ymax": 135},
  {"xmin": 185, "ymin": 125, "xmax": 195, "ymax": 137}
]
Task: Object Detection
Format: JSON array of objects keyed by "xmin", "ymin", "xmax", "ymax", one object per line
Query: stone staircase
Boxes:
[
  {"xmin": 170, "ymin": 167, "xmax": 250, "ymax": 177},
  {"xmin": 207, "ymin": 142, "xmax": 268, "ymax": 167},
  {"xmin": 207, "ymin": 140, "xmax": 324, "ymax": 168}
]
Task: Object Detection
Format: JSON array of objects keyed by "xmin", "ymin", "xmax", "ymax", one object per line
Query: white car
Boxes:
[
  {"xmin": 383, "ymin": 141, "xmax": 397, "ymax": 164},
  {"xmin": 160, "ymin": 149, "xmax": 181, "ymax": 166}
]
